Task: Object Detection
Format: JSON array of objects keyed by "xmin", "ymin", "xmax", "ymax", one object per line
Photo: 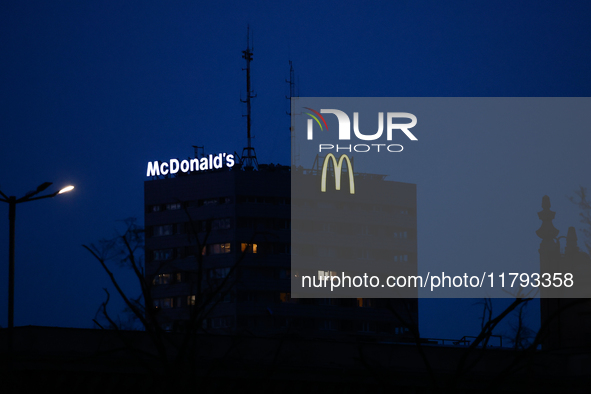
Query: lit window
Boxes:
[
  {"xmin": 213, "ymin": 243, "xmax": 231, "ymax": 254},
  {"xmin": 357, "ymin": 298, "xmax": 372, "ymax": 308},
  {"xmin": 279, "ymin": 292, "xmax": 291, "ymax": 303},
  {"xmin": 203, "ymin": 243, "xmax": 232, "ymax": 255},
  {"xmin": 187, "ymin": 295, "xmax": 196, "ymax": 306},
  {"xmin": 241, "ymin": 243, "xmax": 257, "ymax": 253},
  {"xmin": 153, "ymin": 273, "xmax": 171, "ymax": 285},
  {"xmin": 166, "ymin": 203, "xmax": 182, "ymax": 210},
  {"xmin": 317, "ymin": 270, "xmax": 337, "ymax": 281}
]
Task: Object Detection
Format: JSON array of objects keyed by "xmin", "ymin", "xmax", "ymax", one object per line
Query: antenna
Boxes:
[
  {"xmin": 192, "ymin": 145, "xmax": 205, "ymax": 158},
  {"xmin": 286, "ymin": 60, "xmax": 300, "ymax": 167},
  {"xmin": 240, "ymin": 25, "xmax": 258, "ymax": 170}
]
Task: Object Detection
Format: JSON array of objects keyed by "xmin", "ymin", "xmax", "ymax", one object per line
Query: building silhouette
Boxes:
[{"xmin": 144, "ymin": 153, "xmax": 418, "ymax": 340}]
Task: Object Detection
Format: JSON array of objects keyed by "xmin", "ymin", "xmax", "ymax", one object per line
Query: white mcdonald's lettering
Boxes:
[{"xmin": 321, "ymin": 153, "xmax": 355, "ymax": 194}]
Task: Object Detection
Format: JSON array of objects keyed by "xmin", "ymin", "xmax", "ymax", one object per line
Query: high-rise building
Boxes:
[{"xmin": 144, "ymin": 153, "xmax": 418, "ymax": 340}]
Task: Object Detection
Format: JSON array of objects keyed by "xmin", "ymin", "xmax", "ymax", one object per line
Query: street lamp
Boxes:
[{"xmin": 0, "ymin": 182, "xmax": 74, "ymax": 352}]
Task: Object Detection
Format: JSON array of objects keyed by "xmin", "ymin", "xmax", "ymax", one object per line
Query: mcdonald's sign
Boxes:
[{"xmin": 321, "ymin": 153, "xmax": 355, "ymax": 194}]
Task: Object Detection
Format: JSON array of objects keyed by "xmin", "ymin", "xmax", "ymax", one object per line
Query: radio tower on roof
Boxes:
[
  {"xmin": 241, "ymin": 25, "xmax": 258, "ymax": 170},
  {"xmin": 286, "ymin": 60, "xmax": 299, "ymax": 167}
]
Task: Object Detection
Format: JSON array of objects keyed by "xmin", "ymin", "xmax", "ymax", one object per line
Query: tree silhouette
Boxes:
[{"xmin": 83, "ymin": 211, "xmax": 259, "ymax": 390}]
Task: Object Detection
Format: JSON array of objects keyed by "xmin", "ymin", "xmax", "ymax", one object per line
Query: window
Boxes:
[
  {"xmin": 209, "ymin": 267, "xmax": 230, "ymax": 278},
  {"xmin": 319, "ymin": 319, "xmax": 338, "ymax": 330},
  {"xmin": 279, "ymin": 292, "xmax": 291, "ymax": 303},
  {"xmin": 187, "ymin": 295, "xmax": 196, "ymax": 306},
  {"xmin": 317, "ymin": 270, "xmax": 337, "ymax": 281},
  {"xmin": 238, "ymin": 217, "xmax": 256, "ymax": 228},
  {"xmin": 394, "ymin": 254, "xmax": 408, "ymax": 263},
  {"xmin": 216, "ymin": 292, "xmax": 231, "ymax": 303},
  {"xmin": 394, "ymin": 231, "xmax": 408, "ymax": 239},
  {"xmin": 357, "ymin": 298, "xmax": 372, "ymax": 308},
  {"xmin": 203, "ymin": 243, "xmax": 231, "ymax": 255},
  {"xmin": 318, "ymin": 202, "xmax": 335, "ymax": 210},
  {"xmin": 396, "ymin": 254, "xmax": 408, "ymax": 262},
  {"xmin": 241, "ymin": 243, "xmax": 257, "ymax": 253},
  {"xmin": 151, "ymin": 205, "xmax": 161, "ymax": 212},
  {"xmin": 277, "ymin": 219, "xmax": 290, "ymax": 229},
  {"xmin": 360, "ymin": 321, "xmax": 375, "ymax": 332},
  {"xmin": 153, "ymin": 273, "xmax": 171, "ymax": 285},
  {"xmin": 211, "ymin": 316, "xmax": 230, "ymax": 328},
  {"xmin": 211, "ymin": 218, "xmax": 231, "ymax": 230},
  {"xmin": 317, "ymin": 246, "xmax": 336, "ymax": 258},
  {"xmin": 154, "ymin": 298, "xmax": 173, "ymax": 309},
  {"xmin": 166, "ymin": 203, "xmax": 182, "ymax": 210},
  {"xmin": 318, "ymin": 298, "xmax": 332, "ymax": 305},
  {"xmin": 359, "ymin": 249, "xmax": 371, "ymax": 260},
  {"xmin": 153, "ymin": 224, "xmax": 173, "ymax": 236},
  {"xmin": 153, "ymin": 249, "xmax": 173, "ymax": 261},
  {"xmin": 201, "ymin": 196, "xmax": 231, "ymax": 205}
]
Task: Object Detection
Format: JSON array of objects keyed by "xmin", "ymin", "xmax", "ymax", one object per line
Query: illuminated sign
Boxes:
[
  {"xmin": 321, "ymin": 153, "xmax": 355, "ymax": 194},
  {"xmin": 146, "ymin": 153, "xmax": 235, "ymax": 177}
]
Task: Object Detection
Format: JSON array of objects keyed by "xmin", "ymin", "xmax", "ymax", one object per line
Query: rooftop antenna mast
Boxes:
[
  {"xmin": 241, "ymin": 25, "xmax": 258, "ymax": 170},
  {"xmin": 192, "ymin": 145, "xmax": 205, "ymax": 158},
  {"xmin": 286, "ymin": 60, "xmax": 299, "ymax": 167}
]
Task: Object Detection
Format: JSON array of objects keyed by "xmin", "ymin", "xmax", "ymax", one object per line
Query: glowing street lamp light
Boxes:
[
  {"xmin": 0, "ymin": 182, "xmax": 74, "ymax": 354},
  {"xmin": 58, "ymin": 185, "xmax": 75, "ymax": 194}
]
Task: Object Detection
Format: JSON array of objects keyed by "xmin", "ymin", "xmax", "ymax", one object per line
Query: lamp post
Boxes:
[{"xmin": 0, "ymin": 182, "xmax": 74, "ymax": 353}]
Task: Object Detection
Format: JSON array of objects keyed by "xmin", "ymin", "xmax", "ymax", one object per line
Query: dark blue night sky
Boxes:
[{"xmin": 1, "ymin": 1, "xmax": 590, "ymax": 341}]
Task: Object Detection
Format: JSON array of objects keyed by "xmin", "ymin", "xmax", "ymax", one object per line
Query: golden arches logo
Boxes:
[{"xmin": 321, "ymin": 153, "xmax": 355, "ymax": 194}]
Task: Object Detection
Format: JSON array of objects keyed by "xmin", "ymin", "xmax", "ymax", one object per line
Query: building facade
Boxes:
[{"xmin": 144, "ymin": 155, "xmax": 418, "ymax": 340}]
